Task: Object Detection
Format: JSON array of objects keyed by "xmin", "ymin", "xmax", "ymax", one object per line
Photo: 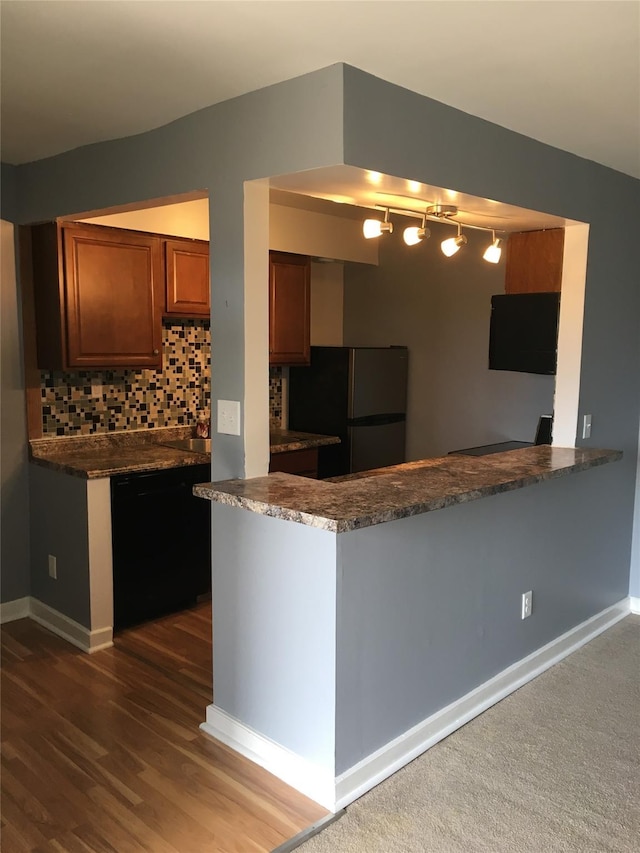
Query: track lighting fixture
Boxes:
[
  {"xmin": 361, "ymin": 203, "xmax": 504, "ymax": 262},
  {"xmin": 483, "ymin": 231, "xmax": 502, "ymax": 264},
  {"xmin": 440, "ymin": 223, "xmax": 467, "ymax": 257},
  {"xmin": 403, "ymin": 213, "xmax": 431, "ymax": 246},
  {"xmin": 363, "ymin": 207, "xmax": 393, "ymax": 239}
]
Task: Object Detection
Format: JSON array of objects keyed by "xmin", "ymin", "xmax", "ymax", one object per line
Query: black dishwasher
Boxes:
[{"xmin": 111, "ymin": 464, "xmax": 211, "ymax": 631}]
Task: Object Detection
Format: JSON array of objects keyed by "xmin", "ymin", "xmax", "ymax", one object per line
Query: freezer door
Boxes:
[
  {"xmin": 349, "ymin": 420, "xmax": 406, "ymax": 473},
  {"xmin": 349, "ymin": 347, "xmax": 408, "ymax": 419}
]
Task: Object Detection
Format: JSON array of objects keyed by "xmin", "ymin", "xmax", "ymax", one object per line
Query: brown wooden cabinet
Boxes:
[
  {"xmin": 269, "ymin": 251, "xmax": 310, "ymax": 366},
  {"xmin": 31, "ymin": 221, "xmax": 164, "ymax": 370},
  {"xmin": 164, "ymin": 238, "xmax": 210, "ymax": 318},
  {"xmin": 505, "ymin": 228, "xmax": 565, "ymax": 294},
  {"xmin": 269, "ymin": 447, "xmax": 318, "ymax": 478}
]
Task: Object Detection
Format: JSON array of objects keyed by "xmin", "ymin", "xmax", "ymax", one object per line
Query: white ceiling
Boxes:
[
  {"xmin": 1, "ymin": 0, "xmax": 639, "ymax": 182},
  {"xmin": 268, "ymin": 167, "xmax": 572, "ymax": 232}
]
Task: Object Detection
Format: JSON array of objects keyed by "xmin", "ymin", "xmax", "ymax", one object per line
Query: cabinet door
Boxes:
[
  {"xmin": 164, "ymin": 239, "xmax": 210, "ymax": 317},
  {"xmin": 505, "ymin": 229, "xmax": 564, "ymax": 294},
  {"xmin": 63, "ymin": 225, "xmax": 163, "ymax": 368},
  {"xmin": 269, "ymin": 251, "xmax": 310, "ymax": 366}
]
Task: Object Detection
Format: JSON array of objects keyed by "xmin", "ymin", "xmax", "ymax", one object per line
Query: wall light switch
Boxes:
[
  {"xmin": 217, "ymin": 400, "xmax": 241, "ymax": 436},
  {"xmin": 582, "ymin": 414, "xmax": 592, "ymax": 440}
]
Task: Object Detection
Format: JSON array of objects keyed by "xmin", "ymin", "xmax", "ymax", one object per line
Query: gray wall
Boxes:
[
  {"xmin": 631, "ymin": 425, "xmax": 640, "ymax": 599},
  {"xmin": 344, "ymin": 217, "xmax": 555, "ymax": 458},
  {"xmin": 1, "ymin": 220, "xmax": 30, "ymax": 603},
  {"xmin": 29, "ymin": 465, "xmax": 91, "ymax": 627},
  {"xmin": 212, "ymin": 504, "xmax": 337, "ymax": 771},
  {"xmin": 341, "ymin": 65, "xmax": 640, "ymax": 596},
  {"xmin": 336, "ymin": 460, "xmax": 629, "ymax": 773}
]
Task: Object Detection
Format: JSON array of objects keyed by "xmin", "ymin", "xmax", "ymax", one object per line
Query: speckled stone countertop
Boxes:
[
  {"xmin": 29, "ymin": 427, "xmax": 340, "ymax": 479},
  {"xmin": 29, "ymin": 427, "xmax": 210, "ymax": 479},
  {"xmin": 269, "ymin": 429, "xmax": 340, "ymax": 454},
  {"xmin": 193, "ymin": 446, "xmax": 622, "ymax": 532}
]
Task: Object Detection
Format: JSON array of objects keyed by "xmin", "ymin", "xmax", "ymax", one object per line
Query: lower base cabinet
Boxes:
[
  {"xmin": 269, "ymin": 448, "xmax": 318, "ymax": 478},
  {"xmin": 111, "ymin": 464, "xmax": 211, "ymax": 631}
]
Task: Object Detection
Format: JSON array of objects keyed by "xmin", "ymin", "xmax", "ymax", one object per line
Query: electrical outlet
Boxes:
[
  {"xmin": 48, "ymin": 554, "xmax": 57, "ymax": 580},
  {"xmin": 582, "ymin": 414, "xmax": 592, "ymax": 439},
  {"xmin": 521, "ymin": 590, "xmax": 532, "ymax": 620},
  {"xmin": 217, "ymin": 400, "xmax": 241, "ymax": 436}
]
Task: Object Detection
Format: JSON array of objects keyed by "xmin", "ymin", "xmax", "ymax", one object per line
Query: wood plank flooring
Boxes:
[{"xmin": 1, "ymin": 603, "xmax": 327, "ymax": 852}]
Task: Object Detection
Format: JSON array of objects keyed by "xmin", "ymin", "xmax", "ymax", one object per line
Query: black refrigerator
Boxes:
[{"xmin": 289, "ymin": 346, "xmax": 409, "ymax": 478}]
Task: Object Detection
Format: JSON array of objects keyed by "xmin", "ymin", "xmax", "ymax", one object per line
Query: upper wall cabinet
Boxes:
[
  {"xmin": 505, "ymin": 228, "xmax": 565, "ymax": 294},
  {"xmin": 31, "ymin": 221, "xmax": 164, "ymax": 370},
  {"xmin": 269, "ymin": 251, "xmax": 311, "ymax": 366},
  {"xmin": 163, "ymin": 238, "xmax": 210, "ymax": 318}
]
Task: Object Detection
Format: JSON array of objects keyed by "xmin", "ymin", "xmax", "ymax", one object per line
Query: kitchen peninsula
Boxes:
[
  {"xmin": 195, "ymin": 444, "xmax": 626, "ymax": 812},
  {"xmin": 195, "ymin": 445, "xmax": 620, "ymax": 531}
]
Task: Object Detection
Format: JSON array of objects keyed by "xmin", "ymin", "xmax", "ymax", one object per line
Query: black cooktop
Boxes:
[{"xmin": 449, "ymin": 441, "xmax": 533, "ymax": 457}]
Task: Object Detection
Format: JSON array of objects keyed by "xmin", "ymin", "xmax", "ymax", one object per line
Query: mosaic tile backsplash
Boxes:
[
  {"xmin": 40, "ymin": 321, "xmax": 286, "ymax": 436},
  {"xmin": 269, "ymin": 367, "xmax": 283, "ymax": 430},
  {"xmin": 41, "ymin": 320, "xmax": 211, "ymax": 436}
]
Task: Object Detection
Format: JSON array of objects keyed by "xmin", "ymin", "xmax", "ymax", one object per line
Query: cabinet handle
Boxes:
[{"xmin": 153, "ymin": 348, "xmax": 159, "ymax": 355}]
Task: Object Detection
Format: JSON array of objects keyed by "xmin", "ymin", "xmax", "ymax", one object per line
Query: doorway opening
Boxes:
[{"xmin": 245, "ymin": 166, "xmax": 589, "ymax": 471}]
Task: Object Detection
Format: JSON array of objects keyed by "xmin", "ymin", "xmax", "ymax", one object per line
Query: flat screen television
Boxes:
[{"xmin": 489, "ymin": 292, "xmax": 560, "ymax": 375}]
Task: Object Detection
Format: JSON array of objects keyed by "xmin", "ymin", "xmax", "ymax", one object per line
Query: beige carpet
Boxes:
[{"xmin": 298, "ymin": 615, "xmax": 640, "ymax": 853}]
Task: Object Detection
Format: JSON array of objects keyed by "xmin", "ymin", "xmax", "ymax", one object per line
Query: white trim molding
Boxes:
[
  {"xmin": 200, "ymin": 705, "xmax": 336, "ymax": 811},
  {"xmin": 27, "ymin": 598, "xmax": 113, "ymax": 653},
  {"xmin": 0, "ymin": 597, "xmax": 31, "ymax": 624},
  {"xmin": 201, "ymin": 598, "xmax": 631, "ymax": 813},
  {"xmin": 630, "ymin": 596, "xmax": 640, "ymax": 615}
]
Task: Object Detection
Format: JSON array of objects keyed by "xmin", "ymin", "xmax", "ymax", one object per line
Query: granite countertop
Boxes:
[
  {"xmin": 269, "ymin": 429, "xmax": 341, "ymax": 454},
  {"xmin": 29, "ymin": 427, "xmax": 210, "ymax": 479},
  {"xmin": 193, "ymin": 446, "xmax": 622, "ymax": 533},
  {"xmin": 29, "ymin": 427, "xmax": 340, "ymax": 479}
]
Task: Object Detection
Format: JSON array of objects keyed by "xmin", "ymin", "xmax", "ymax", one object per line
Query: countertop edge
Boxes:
[
  {"xmin": 192, "ymin": 484, "xmax": 340, "ymax": 531},
  {"xmin": 269, "ymin": 435, "xmax": 341, "ymax": 454},
  {"xmin": 29, "ymin": 451, "xmax": 211, "ymax": 480}
]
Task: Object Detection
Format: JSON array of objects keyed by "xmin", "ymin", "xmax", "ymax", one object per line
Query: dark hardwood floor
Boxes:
[{"xmin": 1, "ymin": 603, "xmax": 327, "ymax": 852}]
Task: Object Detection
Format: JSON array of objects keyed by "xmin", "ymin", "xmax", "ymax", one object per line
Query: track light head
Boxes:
[
  {"xmin": 403, "ymin": 213, "xmax": 431, "ymax": 246},
  {"xmin": 363, "ymin": 219, "xmax": 393, "ymax": 239},
  {"xmin": 483, "ymin": 231, "xmax": 502, "ymax": 263},
  {"xmin": 440, "ymin": 223, "xmax": 467, "ymax": 257},
  {"xmin": 363, "ymin": 208, "xmax": 393, "ymax": 239},
  {"xmin": 403, "ymin": 226, "xmax": 431, "ymax": 246},
  {"xmin": 441, "ymin": 234, "xmax": 467, "ymax": 257}
]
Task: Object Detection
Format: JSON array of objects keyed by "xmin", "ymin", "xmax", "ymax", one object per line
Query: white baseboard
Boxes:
[
  {"xmin": 630, "ymin": 596, "xmax": 640, "ymax": 615},
  {"xmin": 200, "ymin": 705, "xmax": 336, "ymax": 811},
  {"xmin": 334, "ymin": 597, "xmax": 631, "ymax": 809},
  {"xmin": 28, "ymin": 598, "xmax": 113, "ymax": 653},
  {"xmin": 0, "ymin": 596, "xmax": 31, "ymax": 624},
  {"xmin": 201, "ymin": 598, "xmax": 631, "ymax": 813}
]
